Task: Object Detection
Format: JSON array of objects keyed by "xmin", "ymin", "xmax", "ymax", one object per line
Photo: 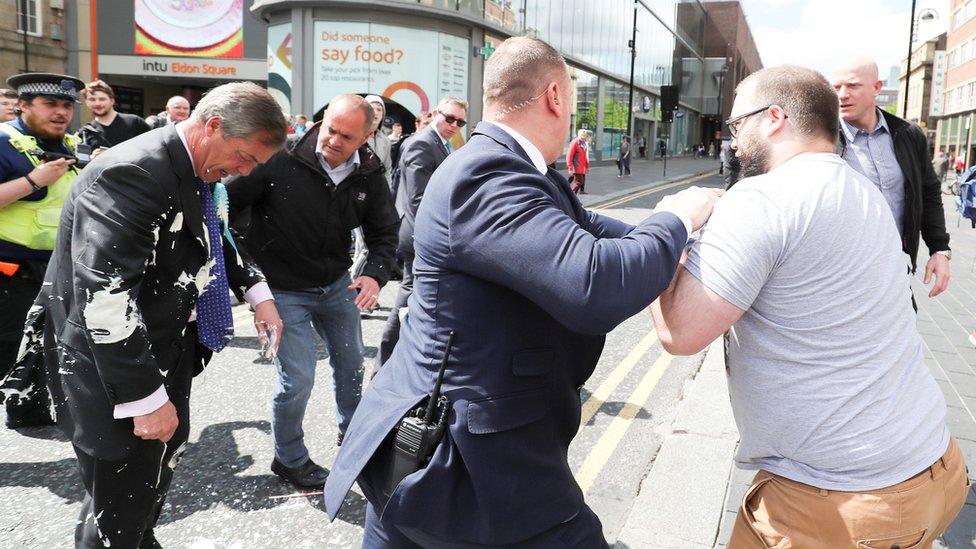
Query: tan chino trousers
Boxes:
[{"xmin": 730, "ymin": 437, "xmax": 969, "ymax": 549}]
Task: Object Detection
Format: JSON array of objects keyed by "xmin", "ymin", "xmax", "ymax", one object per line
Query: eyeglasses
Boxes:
[
  {"xmin": 725, "ymin": 105, "xmax": 778, "ymax": 138},
  {"xmin": 440, "ymin": 114, "xmax": 467, "ymax": 128}
]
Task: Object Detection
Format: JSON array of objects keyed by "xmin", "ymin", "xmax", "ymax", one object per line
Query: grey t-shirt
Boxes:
[{"xmin": 685, "ymin": 152, "xmax": 948, "ymax": 491}]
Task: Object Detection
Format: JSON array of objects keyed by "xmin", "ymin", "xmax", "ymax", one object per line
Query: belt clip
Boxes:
[{"xmin": 0, "ymin": 261, "xmax": 20, "ymax": 277}]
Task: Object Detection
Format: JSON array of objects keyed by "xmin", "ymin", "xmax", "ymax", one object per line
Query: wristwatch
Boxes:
[
  {"xmin": 23, "ymin": 173, "xmax": 42, "ymax": 192},
  {"xmin": 936, "ymin": 250, "xmax": 952, "ymax": 260}
]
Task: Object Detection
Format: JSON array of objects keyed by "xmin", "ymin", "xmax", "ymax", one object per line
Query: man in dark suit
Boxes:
[
  {"xmin": 376, "ymin": 96, "xmax": 467, "ymax": 368},
  {"xmin": 11, "ymin": 82, "xmax": 288, "ymax": 548},
  {"xmin": 324, "ymin": 37, "xmax": 721, "ymax": 546}
]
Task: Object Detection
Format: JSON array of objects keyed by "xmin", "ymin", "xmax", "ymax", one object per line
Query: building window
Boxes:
[
  {"xmin": 567, "ymin": 65, "xmax": 598, "ymax": 153},
  {"xmin": 602, "ymin": 79, "xmax": 630, "ymax": 157},
  {"xmin": 17, "ymin": 0, "xmax": 41, "ymax": 37}
]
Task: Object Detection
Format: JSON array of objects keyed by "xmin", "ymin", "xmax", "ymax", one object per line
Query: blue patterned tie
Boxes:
[{"xmin": 195, "ymin": 181, "xmax": 233, "ymax": 352}]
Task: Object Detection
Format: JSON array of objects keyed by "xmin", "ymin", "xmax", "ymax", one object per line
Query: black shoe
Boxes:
[
  {"xmin": 271, "ymin": 457, "xmax": 328, "ymax": 488},
  {"xmin": 336, "ymin": 432, "xmax": 344, "ymax": 447},
  {"xmin": 5, "ymin": 403, "xmax": 55, "ymax": 429},
  {"xmin": 139, "ymin": 530, "xmax": 163, "ymax": 549}
]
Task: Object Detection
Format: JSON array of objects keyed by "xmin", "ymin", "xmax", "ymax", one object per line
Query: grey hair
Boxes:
[
  {"xmin": 437, "ymin": 96, "xmax": 469, "ymax": 111},
  {"xmin": 483, "ymin": 37, "xmax": 567, "ymax": 119},
  {"xmin": 191, "ymin": 82, "xmax": 288, "ymax": 147},
  {"xmin": 166, "ymin": 95, "xmax": 189, "ymax": 108}
]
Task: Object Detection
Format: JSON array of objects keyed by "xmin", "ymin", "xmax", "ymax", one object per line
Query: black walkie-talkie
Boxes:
[{"xmin": 383, "ymin": 331, "xmax": 456, "ymax": 498}]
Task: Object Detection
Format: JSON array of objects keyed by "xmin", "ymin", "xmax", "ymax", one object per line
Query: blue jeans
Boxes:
[{"xmin": 271, "ymin": 274, "xmax": 364, "ymax": 467}]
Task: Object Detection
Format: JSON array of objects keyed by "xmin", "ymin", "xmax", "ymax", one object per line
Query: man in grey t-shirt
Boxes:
[{"xmin": 652, "ymin": 66, "xmax": 966, "ymax": 547}]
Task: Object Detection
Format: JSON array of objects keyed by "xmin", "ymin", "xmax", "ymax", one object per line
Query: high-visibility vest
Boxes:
[{"xmin": 0, "ymin": 122, "xmax": 80, "ymax": 251}]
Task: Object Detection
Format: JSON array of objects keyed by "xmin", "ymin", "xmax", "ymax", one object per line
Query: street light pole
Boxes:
[
  {"xmin": 903, "ymin": 0, "xmax": 917, "ymax": 119},
  {"xmin": 626, "ymin": 1, "xmax": 637, "ymax": 138}
]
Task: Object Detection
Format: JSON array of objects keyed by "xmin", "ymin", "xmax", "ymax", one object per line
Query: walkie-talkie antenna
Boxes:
[{"xmin": 424, "ymin": 331, "xmax": 455, "ymax": 423}]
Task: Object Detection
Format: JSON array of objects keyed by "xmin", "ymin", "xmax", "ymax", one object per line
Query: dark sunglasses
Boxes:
[{"xmin": 441, "ymin": 114, "xmax": 467, "ymax": 128}]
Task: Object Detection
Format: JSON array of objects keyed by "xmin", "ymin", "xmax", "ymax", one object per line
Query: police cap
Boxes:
[{"xmin": 6, "ymin": 72, "xmax": 84, "ymax": 103}]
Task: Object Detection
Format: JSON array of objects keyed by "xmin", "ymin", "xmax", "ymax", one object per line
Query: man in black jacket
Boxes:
[
  {"xmin": 832, "ymin": 59, "xmax": 951, "ymax": 298},
  {"xmin": 226, "ymin": 94, "xmax": 399, "ymax": 489}
]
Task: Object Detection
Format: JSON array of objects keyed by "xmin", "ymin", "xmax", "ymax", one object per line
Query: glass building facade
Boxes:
[{"xmin": 256, "ymin": 0, "xmax": 708, "ymax": 160}]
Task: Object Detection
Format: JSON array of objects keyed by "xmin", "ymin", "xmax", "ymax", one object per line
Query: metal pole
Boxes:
[
  {"xmin": 664, "ymin": 125, "xmax": 669, "ymax": 178},
  {"xmin": 20, "ymin": 0, "xmax": 29, "ymax": 73},
  {"xmin": 903, "ymin": 0, "xmax": 917, "ymax": 119},
  {"xmin": 625, "ymin": 1, "xmax": 637, "ymax": 138}
]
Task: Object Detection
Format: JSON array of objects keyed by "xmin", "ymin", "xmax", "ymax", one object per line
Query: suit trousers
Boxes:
[
  {"xmin": 361, "ymin": 500, "xmax": 609, "ymax": 548},
  {"xmin": 376, "ymin": 255, "xmax": 413, "ymax": 371},
  {"xmin": 73, "ymin": 328, "xmax": 196, "ymax": 549},
  {"xmin": 729, "ymin": 437, "xmax": 969, "ymax": 549},
  {"xmin": 0, "ymin": 259, "xmax": 51, "ymax": 416}
]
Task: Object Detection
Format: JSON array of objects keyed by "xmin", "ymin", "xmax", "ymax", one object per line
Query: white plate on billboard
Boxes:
[{"xmin": 136, "ymin": 0, "xmax": 241, "ymax": 49}]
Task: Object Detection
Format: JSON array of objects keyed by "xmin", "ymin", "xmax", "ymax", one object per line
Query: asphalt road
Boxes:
[{"xmin": 0, "ymin": 174, "xmax": 727, "ymax": 548}]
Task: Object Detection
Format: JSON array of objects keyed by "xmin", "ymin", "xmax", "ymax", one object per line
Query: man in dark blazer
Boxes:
[
  {"xmin": 10, "ymin": 82, "xmax": 288, "ymax": 548},
  {"xmin": 376, "ymin": 96, "xmax": 467, "ymax": 368},
  {"xmin": 324, "ymin": 37, "xmax": 721, "ymax": 547}
]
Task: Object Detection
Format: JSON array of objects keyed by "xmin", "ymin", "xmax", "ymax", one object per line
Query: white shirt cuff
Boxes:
[
  {"xmin": 244, "ymin": 281, "xmax": 273, "ymax": 307},
  {"xmin": 113, "ymin": 385, "xmax": 168, "ymax": 419},
  {"xmin": 655, "ymin": 207, "xmax": 694, "ymax": 242}
]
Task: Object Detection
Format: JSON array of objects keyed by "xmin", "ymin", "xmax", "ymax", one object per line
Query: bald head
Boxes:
[
  {"xmin": 832, "ymin": 58, "xmax": 879, "ymax": 82},
  {"xmin": 165, "ymin": 95, "xmax": 190, "ymax": 122},
  {"xmin": 483, "ymin": 36, "xmax": 568, "ymax": 119},
  {"xmin": 325, "ymin": 93, "xmax": 374, "ymax": 133},
  {"xmin": 829, "ymin": 58, "xmax": 882, "ymax": 130},
  {"xmin": 482, "ymin": 36, "xmax": 574, "ymax": 164}
]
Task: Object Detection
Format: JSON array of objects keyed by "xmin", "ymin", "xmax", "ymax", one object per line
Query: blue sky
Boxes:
[{"xmin": 738, "ymin": 0, "xmax": 949, "ymax": 83}]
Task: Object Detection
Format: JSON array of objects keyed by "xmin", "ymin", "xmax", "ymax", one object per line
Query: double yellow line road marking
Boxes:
[
  {"xmin": 231, "ymin": 301, "xmax": 670, "ymax": 493},
  {"xmin": 594, "ymin": 172, "xmax": 715, "ymax": 209},
  {"xmin": 575, "ymin": 329, "xmax": 674, "ymax": 494}
]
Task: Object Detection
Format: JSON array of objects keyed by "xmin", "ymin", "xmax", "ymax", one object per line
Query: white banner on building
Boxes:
[
  {"xmin": 312, "ymin": 21, "xmax": 469, "ymax": 116},
  {"xmin": 98, "ymin": 54, "xmax": 266, "ymax": 81},
  {"xmin": 930, "ymin": 50, "xmax": 946, "ymax": 118}
]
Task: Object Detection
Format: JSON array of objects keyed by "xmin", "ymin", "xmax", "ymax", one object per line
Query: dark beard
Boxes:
[{"xmin": 739, "ymin": 140, "xmax": 770, "ymax": 178}]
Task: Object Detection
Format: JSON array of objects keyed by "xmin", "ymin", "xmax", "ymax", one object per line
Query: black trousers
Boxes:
[
  {"xmin": 0, "ymin": 258, "xmax": 49, "ymax": 414},
  {"xmin": 73, "ymin": 328, "xmax": 196, "ymax": 549},
  {"xmin": 376, "ymin": 255, "xmax": 414, "ymax": 371}
]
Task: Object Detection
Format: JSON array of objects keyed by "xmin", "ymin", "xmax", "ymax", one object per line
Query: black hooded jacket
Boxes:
[{"xmin": 226, "ymin": 122, "xmax": 399, "ymax": 290}]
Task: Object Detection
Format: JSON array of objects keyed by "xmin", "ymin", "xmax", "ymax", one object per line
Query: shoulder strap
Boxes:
[{"xmin": 0, "ymin": 122, "xmax": 39, "ymax": 154}]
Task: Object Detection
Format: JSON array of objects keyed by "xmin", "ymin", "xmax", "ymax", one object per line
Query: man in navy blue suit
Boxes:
[{"xmin": 324, "ymin": 36, "xmax": 721, "ymax": 547}]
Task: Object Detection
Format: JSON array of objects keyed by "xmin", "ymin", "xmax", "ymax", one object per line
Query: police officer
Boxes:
[{"xmin": 0, "ymin": 73, "xmax": 85, "ymax": 428}]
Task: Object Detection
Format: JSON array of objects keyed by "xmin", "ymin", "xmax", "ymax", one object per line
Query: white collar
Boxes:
[
  {"xmin": 174, "ymin": 122, "xmax": 199, "ymax": 178},
  {"xmin": 428, "ymin": 125, "xmax": 451, "ymax": 150},
  {"xmin": 490, "ymin": 121, "xmax": 547, "ymax": 174}
]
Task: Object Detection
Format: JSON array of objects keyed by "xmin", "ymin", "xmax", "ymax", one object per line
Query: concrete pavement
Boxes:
[{"xmin": 615, "ymin": 195, "xmax": 976, "ymax": 548}]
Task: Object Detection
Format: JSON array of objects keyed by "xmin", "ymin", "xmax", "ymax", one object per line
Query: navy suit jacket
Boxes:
[{"xmin": 324, "ymin": 122, "xmax": 687, "ymax": 544}]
